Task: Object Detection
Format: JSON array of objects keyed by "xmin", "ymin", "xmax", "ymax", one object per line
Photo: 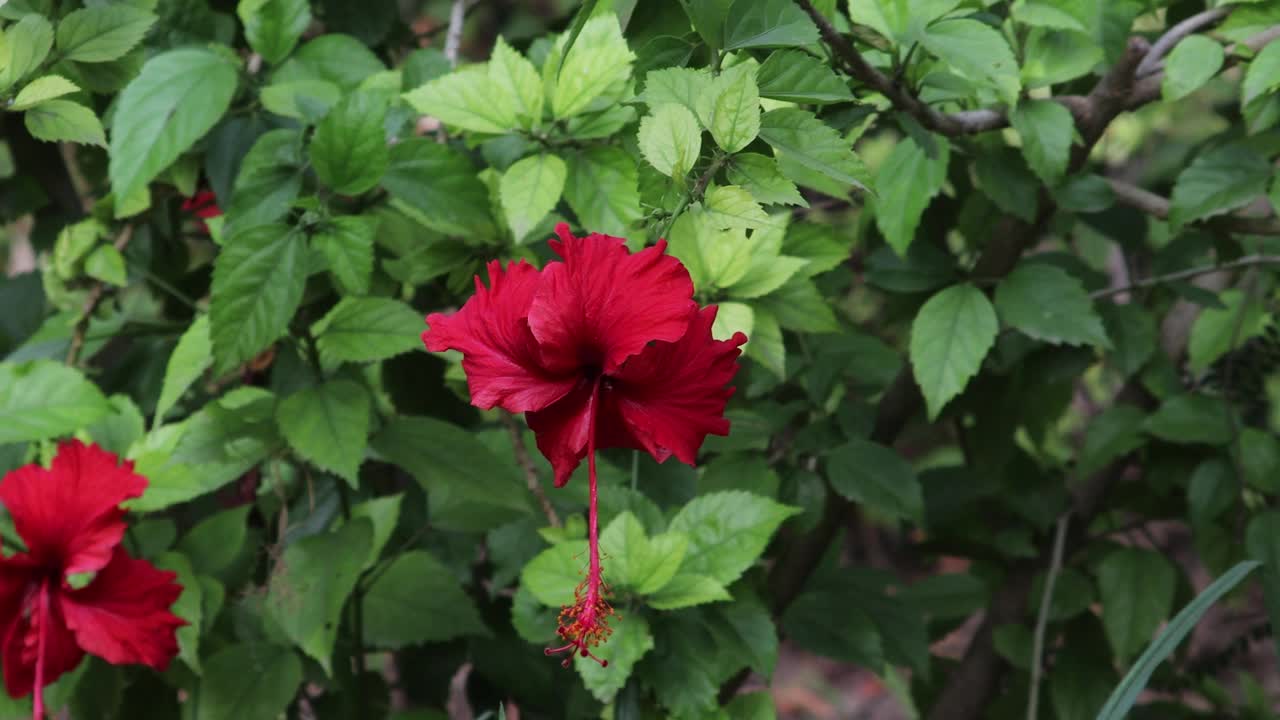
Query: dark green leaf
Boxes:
[
  {"xmin": 209, "ymin": 225, "xmax": 308, "ymax": 374},
  {"xmin": 1168, "ymin": 143, "xmax": 1271, "ymax": 231},
  {"xmin": 723, "ymin": 0, "xmax": 819, "ymax": 50},
  {"xmin": 311, "ymin": 296, "xmax": 424, "ymax": 364},
  {"xmin": 195, "ymin": 644, "xmax": 302, "ymax": 720},
  {"xmin": 364, "ymin": 551, "xmax": 488, "ymax": 648},
  {"xmin": 238, "ymin": 0, "xmax": 311, "ymax": 64},
  {"xmin": 994, "ymin": 263, "xmax": 1110, "ymax": 347},
  {"xmin": 759, "ymin": 108, "xmax": 872, "ymax": 196},
  {"xmin": 828, "ymin": 439, "xmax": 923, "ymax": 522},
  {"xmin": 756, "ymin": 49, "xmax": 853, "ymax": 104},
  {"xmin": 909, "ymin": 283, "xmax": 998, "ymax": 420},
  {"xmin": 382, "ymin": 138, "xmax": 494, "ymax": 236},
  {"xmin": 1143, "ymin": 394, "xmax": 1233, "ymax": 445},
  {"xmin": 874, "ymin": 133, "xmax": 949, "ymax": 255},
  {"xmin": 313, "ymin": 215, "xmax": 376, "ymax": 296},
  {"xmin": 310, "ymin": 90, "xmax": 389, "ymax": 195},
  {"xmin": 564, "ymin": 146, "xmax": 642, "ymax": 237},
  {"xmin": 276, "ymin": 380, "xmax": 370, "ymax": 486},
  {"xmin": 1098, "ymin": 547, "xmax": 1177, "ymax": 662}
]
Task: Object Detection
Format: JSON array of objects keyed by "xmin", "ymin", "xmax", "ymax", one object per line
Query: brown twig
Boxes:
[
  {"xmin": 1104, "ymin": 179, "xmax": 1280, "ymax": 237},
  {"xmin": 1092, "ymin": 254, "xmax": 1280, "ymax": 299},
  {"xmin": 65, "ymin": 225, "xmax": 134, "ymax": 367},
  {"xmin": 1135, "ymin": 6, "xmax": 1232, "ymax": 77},
  {"xmin": 500, "ymin": 411, "xmax": 561, "ymax": 528}
]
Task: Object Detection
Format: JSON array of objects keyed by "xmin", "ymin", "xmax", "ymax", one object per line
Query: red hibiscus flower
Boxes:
[
  {"xmin": 181, "ymin": 190, "xmax": 222, "ymax": 233},
  {"xmin": 0, "ymin": 441, "xmax": 186, "ymax": 718},
  {"xmin": 423, "ymin": 223, "xmax": 747, "ymax": 666}
]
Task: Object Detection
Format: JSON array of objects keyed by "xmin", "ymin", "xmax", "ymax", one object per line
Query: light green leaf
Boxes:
[
  {"xmin": 313, "ymin": 215, "xmax": 376, "ymax": 296},
  {"xmin": 404, "ymin": 65, "xmax": 516, "ymax": 134},
  {"xmin": 259, "ymin": 79, "xmax": 340, "ymax": 121},
  {"xmin": 1097, "ymin": 548, "xmax": 1178, "ymax": 663},
  {"xmin": 667, "ymin": 210, "xmax": 751, "ymax": 290},
  {"xmin": 1162, "ymin": 35, "xmax": 1224, "ymax": 101},
  {"xmin": 995, "ymin": 264, "xmax": 1110, "ymax": 347},
  {"xmin": 638, "ymin": 103, "xmax": 702, "ymax": 179},
  {"xmin": 364, "ymin": 551, "xmax": 489, "ymax": 648},
  {"xmin": 922, "ymin": 19, "xmax": 1021, "ymax": 104},
  {"xmin": 155, "ymin": 553, "xmax": 203, "ymax": 673},
  {"xmin": 209, "ymin": 224, "xmax": 308, "ymax": 374},
  {"xmin": 1021, "ymin": 28, "xmax": 1103, "ymax": 89},
  {"xmin": 550, "ymin": 15, "xmax": 634, "ymax": 118},
  {"xmin": 1011, "ymin": 99, "xmax": 1073, "ymax": 186},
  {"xmin": 1242, "ymin": 40, "xmax": 1280, "ymax": 107},
  {"xmin": 727, "ymin": 153, "xmax": 806, "ymax": 207},
  {"xmin": 1169, "ymin": 142, "xmax": 1272, "ymax": 231},
  {"xmin": 521, "ymin": 540, "xmax": 588, "ymax": 607},
  {"xmin": 646, "ymin": 574, "xmax": 733, "ymax": 610},
  {"xmin": 756, "ymin": 49, "xmax": 853, "ymax": 104},
  {"xmin": 311, "ymin": 296, "xmax": 424, "ymax": 365},
  {"xmin": 381, "ymin": 138, "xmax": 494, "ymax": 236},
  {"xmin": 109, "ymin": 48, "xmax": 238, "ymax": 201},
  {"xmin": 10, "ymin": 75, "xmax": 78, "ymax": 110},
  {"xmin": 237, "ymin": 0, "xmax": 310, "ymax": 64},
  {"xmin": 745, "ymin": 308, "xmax": 785, "ymax": 377},
  {"xmin": 490, "ymin": 36, "xmax": 542, "ymax": 128},
  {"xmin": 729, "ymin": 255, "xmax": 808, "ymax": 300},
  {"xmin": 704, "ymin": 185, "xmax": 770, "ymax": 231},
  {"xmin": 575, "ymin": 614, "xmax": 654, "ymax": 702},
  {"xmin": 0, "ymin": 15, "xmax": 52, "ymax": 91},
  {"xmin": 0, "ymin": 361, "xmax": 111, "ymax": 444},
  {"xmin": 756, "ymin": 276, "xmax": 839, "ymax": 332},
  {"xmin": 669, "ymin": 491, "xmax": 800, "ymax": 586},
  {"xmin": 711, "ymin": 302, "xmax": 754, "ymax": 347},
  {"xmin": 24, "ymin": 100, "xmax": 105, "ymax": 146},
  {"xmin": 500, "ymin": 154, "xmax": 567, "ymax": 243},
  {"xmin": 1187, "ymin": 289, "xmax": 1270, "ymax": 371},
  {"xmin": 828, "ymin": 438, "xmax": 923, "ymax": 522},
  {"xmin": 723, "ymin": 0, "xmax": 819, "ymax": 50},
  {"xmin": 643, "ymin": 67, "xmax": 713, "ymax": 116},
  {"xmin": 874, "ymin": 134, "xmax": 949, "ymax": 256},
  {"xmin": 310, "ymin": 90, "xmax": 389, "ymax": 195},
  {"xmin": 55, "ymin": 5, "xmax": 155, "ymax": 63},
  {"xmin": 267, "ymin": 519, "xmax": 372, "ymax": 674},
  {"xmin": 84, "ymin": 244, "xmax": 126, "ymax": 286},
  {"xmin": 195, "ymin": 644, "xmax": 301, "ymax": 720},
  {"xmin": 1012, "ymin": 2, "xmax": 1086, "ymax": 31},
  {"xmin": 909, "ymin": 283, "xmax": 998, "ymax": 420},
  {"xmin": 707, "ymin": 62, "xmax": 760, "ymax": 153},
  {"xmin": 276, "ymin": 380, "xmax": 370, "ymax": 486},
  {"xmin": 599, "ymin": 512, "xmax": 690, "ymax": 595},
  {"xmin": 85, "ymin": 394, "xmax": 144, "ymax": 455},
  {"xmin": 564, "ymin": 146, "xmax": 641, "ymax": 237},
  {"xmin": 758, "ymin": 108, "xmax": 871, "ymax": 196}
]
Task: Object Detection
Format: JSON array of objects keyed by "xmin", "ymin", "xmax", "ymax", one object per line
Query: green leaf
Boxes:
[
  {"xmin": 521, "ymin": 540, "xmax": 587, "ymax": 607},
  {"xmin": 86, "ymin": 395, "xmax": 145, "ymax": 455},
  {"xmin": 154, "ymin": 553, "xmax": 203, "ymax": 673},
  {"xmin": 268, "ymin": 519, "xmax": 372, "ymax": 674},
  {"xmin": 84, "ymin": 245, "xmax": 126, "ymax": 286},
  {"xmin": 1012, "ymin": 2, "xmax": 1086, "ymax": 31},
  {"xmin": 922, "ymin": 19, "xmax": 1021, "ymax": 104},
  {"xmin": 382, "ymin": 138, "xmax": 494, "ymax": 236},
  {"xmin": 730, "ymin": 255, "xmax": 808, "ymax": 300},
  {"xmin": 1095, "ymin": 561, "xmax": 1259, "ymax": 720},
  {"xmin": 1098, "ymin": 548, "xmax": 1177, "ymax": 662},
  {"xmin": 1011, "ymin": 99, "xmax": 1074, "ymax": 186},
  {"xmin": 726, "ymin": 153, "xmax": 806, "ymax": 207},
  {"xmin": 1162, "ymin": 35, "xmax": 1224, "ymax": 101},
  {"xmin": 646, "ymin": 574, "xmax": 733, "ymax": 610},
  {"xmin": 348, "ymin": 494, "xmax": 402, "ymax": 570},
  {"xmin": 756, "ymin": 49, "xmax": 853, "ymax": 104},
  {"xmin": 667, "ymin": 210, "xmax": 751, "ymax": 290},
  {"xmin": 500, "ymin": 154, "xmax": 567, "ymax": 243},
  {"xmin": 1187, "ymin": 289, "xmax": 1270, "ymax": 371},
  {"xmin": 599, "ymin": 512, "xmax": 689, "ymax": 594},
  {"xmin": 703, "ymin": 185, "xmax": 770, "ymax": 231},
  {"xmin": 1245, "ymin": 513, "xmax": 1280, "ymax": 666},
  {"xmin": 575, "ymin": 614, "xmax": 654, "ymax": 702},
  {"xmin": 706, "ymin": 62, "xmax": 760, "ymax": 153},
  {"xmin": 176, "ymin": 506, "xmax": 251, "ymax": 576},
  {"xmin": 10, "ymin": 75, "xmax": 79, "ymax": 110},
  {"xmin": 1143, "ymin": 394, "xmax": 1233, "ymax": 445},
  {"xmin": 226, "ymin": 129, "xmax": 304, "ymax": 232},
  {"xmin": 209, "ymin": 225, "xmax": 308, "ymax": 374},
  {"xmin": 490, "ymin": 36, "xmax": 543, "ymax": 128},
  {"xmin": 154, "ymin": 317, "xmax": 212, "ymax": 425},
  {"xmin": 550, "ymin": 15, "xmax": 634, "ymax": 118},
  {"xmin": 276, "ymin": 380, "xmax": 370, "ymax": 487},
  {"xmin": 828, "ymin": 438, "xmax": 923, "ymax": 523},
  {"xmin": 237, "ymin": 0, "xmax": 310, "ymax": 64},
  {"xmin": 745, "ymin": 308, "xmax": 785, "ymax": 377},
  {"xmin": 1242, "ymin": 40, "xmax": 1280, "ymax": 107},
  {"xmin": 23, "ymin": 100, "xmax": 105, "ymax": 146},
  {"xmin": 638, "ymin": 103, "xmax": 702, "ymax": 179},
  {"xmin": 669, "ymin": 490, "xmax": 800, "ymax": 586},
  {"xmin": 874, "ymin": 133, "xmax": 949, "ymax": 256},
  {"xmin": 364, "ymin": 551, "xmax": 488, "ymax": 648},
  {"xmin": 371, "ymin": 416, "xmax": 531, "ymax": 532},
  {"xmin": 0, "ymin": 15, "xmax": 52, "ymax": 91},
  {"xmin": 1078, "ymin": 404, "xmax": 1145, "ymax": 476},
  {"xmin": 313, "ymin": 215, "xmax": 376, "ymax": 296},
  {"xmin": 994, "ymin": 264, "xmax": 1110, "ymax": 347},
  {"xmin": 109, "ymin": 48, "xmax": 238, "ymax": 201},
  {"xmin": 0, "ymin": 361, "xmax": 111, "ymax": 444},
  {"xmin": 311, "ymin": 296, "xmax": 425, "ymax": 365},
  {"xmin": 276, "ymin": 34, "xmax": 385, "ymax": 91},
  {"xmin": 1241, "ymin": 428, "xmax": 1280, "ymax": 493},
  {"xmin": 1168, "ymin": 142, "xmax": 1272, "ymax": 231},
  {"xmin": 310, "ymin": 90, "xmax": 389, "ymax": 195},
  {"xmin": 1021, "ymin": 28, "xmax": 1103, "ymax": 89},
  {"xmin": 643, "ymin": 67, "xmax": 713, "ymax": 116},
  {"xmin": 974, "ymin": 147, "xmax": 1039, "ymax": 222},
  {"xmin": 909, "ymin": 283, "xmax": 998, "ymax": 420},
  {"xmin": 755, "ymin": 276, "xmax": 839, "ymax": 332},
  {"xmin": 404, "ymin": 65, "xmax": 515, "ymax": 134},
  {"xmin": 195, "ymin": 644, "xmax": 301, "ymax": 720},
  {"xmin": 55, "ymin": 5, "xmax": 155, "ymax": 63},
  {"xmin": 759, "ymin": 108, "xmax": 872, "ymax": 196},
  {"xmin": 564, "ymin": 146, "xmax": 641, "ymax": 237},
  {"xmin": 723, "ymin": 0, "xmax": 819, "ymax": 50},
  {"xmin": 260, "ymin": 79, "xmax": 341, "ymax": 121}
]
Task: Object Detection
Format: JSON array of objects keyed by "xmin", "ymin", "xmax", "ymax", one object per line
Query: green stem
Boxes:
[{"xmin": 335, "ymin": 482, "xmax": 368, "ymax": 710}]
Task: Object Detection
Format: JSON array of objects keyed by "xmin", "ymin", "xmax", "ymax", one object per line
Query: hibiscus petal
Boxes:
[
  {"xmin": 423, "ymin": 259, "xmax": 576, "ymax": 413},
  {"xmin": 0, "ymin": 562, "xmax": 83, "ymax": 699},
  {"xmin": 607, "ymin": 306, "xmax": 746, "ymax": 465},
  {"xmin": 59, "ymin": 548, "xmax": 185, "ymax": 671},
  {"xmin": 0, "ymin": 441, "xmax": 146, "ymax": 576},
  {"xmin": 526, "ymin": 380, "xmax": 595, "ymax": 488},
  {"xmin": 528, "ymin": 224, "xmax": 696, "ymax": 374}
]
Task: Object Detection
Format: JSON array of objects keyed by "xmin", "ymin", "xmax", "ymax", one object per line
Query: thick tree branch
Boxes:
[
  {"xmin": 1135, "ymin": 6, "xmax": 1232, "ymax": 77},
  {"xmin": 1106, "ymin": 178, "xmax": 1280, "ymax": 236}
]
